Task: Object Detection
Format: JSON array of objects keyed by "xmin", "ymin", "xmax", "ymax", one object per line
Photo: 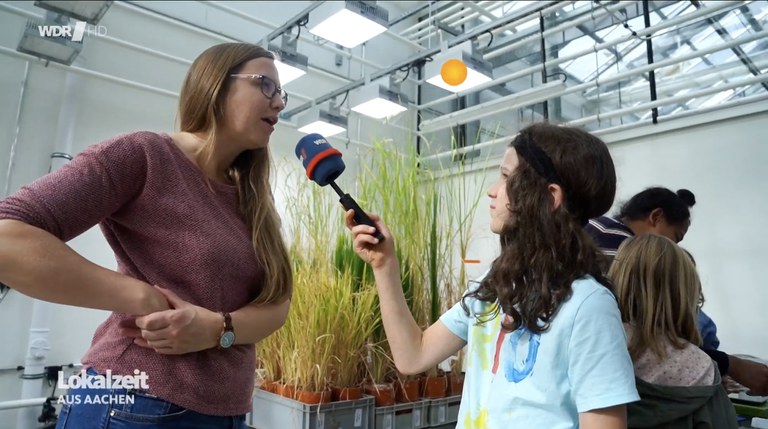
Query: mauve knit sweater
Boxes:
[{"xmin": 0, "ymin": 131, "xmax": 265, "ymax": 416}]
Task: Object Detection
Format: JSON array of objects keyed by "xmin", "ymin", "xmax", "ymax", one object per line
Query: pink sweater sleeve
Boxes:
[{"xmin": 0, "ymin": 133, "xmax": 149, "ymax": 242}]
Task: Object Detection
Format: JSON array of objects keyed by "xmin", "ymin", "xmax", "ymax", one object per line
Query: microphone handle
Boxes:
[{"xmin": 339, "ymin": 194, "xmax": 385, "ymax": 242}]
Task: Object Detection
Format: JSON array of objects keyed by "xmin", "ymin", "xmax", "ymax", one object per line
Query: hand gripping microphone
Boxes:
[{"xmin": 295, "ymin": 133, "xmax": 384, "ymax": 242}]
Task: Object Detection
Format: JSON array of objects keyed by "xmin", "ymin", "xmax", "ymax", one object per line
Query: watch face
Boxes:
[{"xmin": 219, "ymin": 331, "xmax": 235, "ymax": 348}]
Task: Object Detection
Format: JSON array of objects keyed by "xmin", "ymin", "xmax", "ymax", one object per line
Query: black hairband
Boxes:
[
  {"xmin": 512, "ymin": 135, "xmax": 589, "ymax": 226},
  {"xmin": 513, "ymin": 137, "xmax": 561, "ymax": 185}
]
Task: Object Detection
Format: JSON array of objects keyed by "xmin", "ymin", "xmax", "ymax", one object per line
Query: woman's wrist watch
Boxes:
[{"xmin": 218, "ymin": 312, "xmax": 235, "ymax": 349}]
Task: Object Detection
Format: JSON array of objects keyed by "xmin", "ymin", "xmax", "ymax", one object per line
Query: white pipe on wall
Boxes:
[
  {"xmin": 0, "ymin": 397, "xmax": 48, "ymax": 411},
  {"xmin": 113, "ymin": 4, "xmax": 360, "ymax": 88},
  {"xmin": 0, "ymin": 47, "xmax": 405, "ymax": 149},
  {"xmin": 442, "ymin": 4, "xmax": 488, "ymax": 28},
  {"xmin": 0, "ymin": 1, "xmax": 39, "ymax": 19},
  {"xmin": 15, "ymin": 55, "xmax": 85, "ymax": 429},
  {"xmin": 4, "ymin": 61, "xmax": 29, "ymax": 198},
  {"xmin": 120, "ymin": 1, "xmax": 363, "ymax": 88},
  {"xmin": 0, "ymin": 2, "xmax": 187, "ymax": 68},
  {"xmin": 0, "ymin": 1, "xmax": 356, "ymax": 89},
  {"xmin": 0, "ymin": 3, "xmax": 319, "ymax": 101},
  {"xmin": 0, "ymin": 45, "xmax": 180, "ymax": 97},
  {"xmin": 98, "ymin": 34, "xmax": 192, "ymax": 66}
]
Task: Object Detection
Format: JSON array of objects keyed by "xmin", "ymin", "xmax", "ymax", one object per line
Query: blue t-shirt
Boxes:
[
  {"xmin": 440, "ymin": 275, "xmax": 639, "ymax": 429},
  {"xmin": 697, "ymin": 309, "xmax": 720, "ymax": 350}
]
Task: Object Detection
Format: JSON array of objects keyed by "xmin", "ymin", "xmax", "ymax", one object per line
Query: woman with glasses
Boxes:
[{"xmin": 0, "ymin": 43, "xmax": 292, "ymax": 428}]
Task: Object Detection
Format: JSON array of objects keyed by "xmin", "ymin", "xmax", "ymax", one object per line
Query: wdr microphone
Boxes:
[{"xmin": 295, "ymin": 133, "xmax": 384, "ymax": 242}]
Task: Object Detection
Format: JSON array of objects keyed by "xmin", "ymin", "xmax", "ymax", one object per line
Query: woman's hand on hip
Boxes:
[{"xmin": 120, "ymin": 286, "xmax": 221, "ymax": 354}]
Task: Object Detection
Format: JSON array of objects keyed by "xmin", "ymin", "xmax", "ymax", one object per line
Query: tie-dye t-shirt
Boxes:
[{"xmin": 440, "ymin": 275, "xmax": 639, "ymax": 429}]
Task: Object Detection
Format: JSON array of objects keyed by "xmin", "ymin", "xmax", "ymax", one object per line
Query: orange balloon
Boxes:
[{"xmin": 441, "ymin": 59, "xmax": 468, "ymax": 86}]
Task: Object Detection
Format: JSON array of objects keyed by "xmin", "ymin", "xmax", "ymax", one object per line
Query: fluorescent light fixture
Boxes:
[
  {"xmin": 269, "ymin": 43, "xmax": 308, "ymax": 85},
  {"xmin": 350, "ymin": 83, "xmax": 408, "ymax": 119},
  {"xmin": 425, "ymin": 42, "xmax": 493, "ymax": 93},
  {"xmin": 17, "ymin": 19, "xmax": 83, "ymax": 65},
  {"xmin": 419, "ymin": 80, "xmax": 566, "ymax": 133},
  {"xmin": 274, "ymin": 61, "xmax": 306, "ymax": 86},
  {"xmin": 34, "ymin": 1, "xmax": 113, "ymax": 25},
  {"xmin": 309, "ymin": 1, "xmax": 389, "ymax": 48},
  {"xmin": 297, "ymin": 107, "xmax": 348, "ymax": 137}
]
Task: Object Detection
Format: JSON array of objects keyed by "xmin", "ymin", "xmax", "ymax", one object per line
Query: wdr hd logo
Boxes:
[{"xmin": 37, "ymin": 21, "xmax": 107, "ymax": 42}]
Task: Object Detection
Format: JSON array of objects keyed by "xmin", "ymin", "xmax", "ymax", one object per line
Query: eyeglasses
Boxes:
[{"xmin": 230, "ymin": 74, "xmax": 288, "ymax": 106}]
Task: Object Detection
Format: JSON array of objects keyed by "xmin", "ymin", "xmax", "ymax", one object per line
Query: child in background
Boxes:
[{"xmin": 609, "ymin": 234, "xmax": 737, "ymax": 429}]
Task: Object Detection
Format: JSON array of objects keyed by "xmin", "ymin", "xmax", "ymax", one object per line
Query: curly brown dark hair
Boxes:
[{"xmin": 463, "ymin": 123, "xmax": 616, "ymax": 334}]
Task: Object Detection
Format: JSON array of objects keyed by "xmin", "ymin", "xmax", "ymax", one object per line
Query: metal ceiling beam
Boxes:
[
  {"xmin": 280, "ymin": 0, "xmax": 562, "ymax": 119},
  {"xmin": 486, "ymin": 1, "xmax": 676, "ymax": 70},
  {"xmin": 691, "ymin": 0, "xmax": 768, "ymax": 92},
  {"xmin": 656, "ymin": 7, "xmax": 716, "ymax": 68},
  {"xmin": 389, "ymin": 1, "xmax": 440, "ymax": 27},
  {"xmin": 583, "ymin": 38, "xmax": 644, "ymax": 90},
  {"xmin": 417, "ymin": 0, "xmax": 742, "ymax": 112},
  {"xmin": 119, "ymin": 1, "xmax": 355, "ymax": 84},
  {"xmin": 625, "ymin": 5, "xmax": 718, "ymax": 112},
  {"xmin": 739, "ymin": 4, "xmax": 764, "ymax": 33},
  {"xmin": 585, "ymin": 54, "xmax": 768, "ymax": 103},
  {"xmin": 489, "ymin": 34, "xmax": 576, "ymax": 71},
  {"xmin": 576, "ymin": 23, "xmax": 625, "ymax": 66},
  {"xmin": 259, "ymin": 2, "xmax": 322, "ymax": 45},
  {"xmin": 400, "ymin": 2, "xmax": 463, "ymax": 38},
  {"xmin": 461, "ymin": 1, "xmax": 497, "ymax": 21},
  {"xmin": 571, "ymin": 22, "xmax": 642, "ymax": 120}
]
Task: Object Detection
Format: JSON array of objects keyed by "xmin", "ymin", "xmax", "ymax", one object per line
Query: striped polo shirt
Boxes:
[{"xmin": 584, "ymin": 216, "xmax": 634, "ymax": 258}]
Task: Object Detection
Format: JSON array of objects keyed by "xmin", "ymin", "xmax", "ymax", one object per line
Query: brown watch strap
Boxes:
[{"xmin": 223, "ymin": 312, "xmax": 233, "ymax": 331}]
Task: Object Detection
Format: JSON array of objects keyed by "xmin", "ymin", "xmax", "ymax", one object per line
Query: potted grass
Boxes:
[
  {"xmin": 439, "ymin": 145, "xmax": 488, "ymax": 398},
  {"xmin": 256, "ymin": 166, "xmax": 381, "ymax": 406},
  {"xmin": 327, "ymin": 266, "xmax": 380, "ymax": 401},
  {"xmin": 256, "ymin": 131, "xmax": 487, "ymax": 417},
  {"xmin": 352, "ymin": 141, "xmax": 443, "ymax": 398},
  {"xmin": 271, "ymin": 264, "xmax": 332, "ymax": 404},
  {"xmin": 350, "ymin": 135, "xmax": 487, "ymax": 398},
  {"xmin": 363, "ymin": 340, "xmax": 396, "ymax": 407}
]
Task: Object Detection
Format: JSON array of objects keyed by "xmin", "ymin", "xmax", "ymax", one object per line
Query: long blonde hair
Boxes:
[
  {"xmin": 177, "ymin": 43, "xmax": 292, "ymax": 305},
  {"xmin": 609, "ymin": 234, "xmax": 701, "ymax": 360}
]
